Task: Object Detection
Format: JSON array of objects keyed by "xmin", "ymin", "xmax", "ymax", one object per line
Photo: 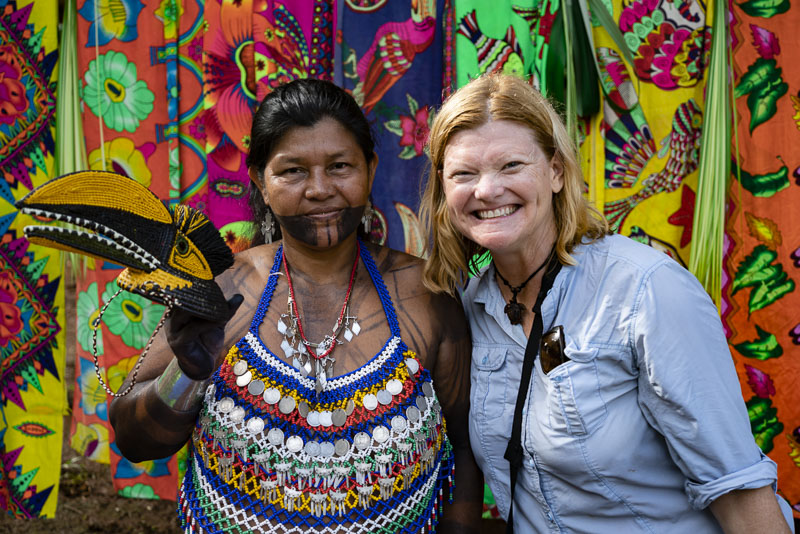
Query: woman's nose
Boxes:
[
  {"xmin": 473, "ymin": 172, "xmax": 501, "ymax": 200},
  {"xmin": 305, "ymin": 168, "xmax": 335, "ymax": 199}
]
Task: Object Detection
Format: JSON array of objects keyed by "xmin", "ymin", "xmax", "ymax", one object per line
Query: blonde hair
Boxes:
[{"xmin": 419, "ymin": 73, "xmax": 608, "ymax": 295}]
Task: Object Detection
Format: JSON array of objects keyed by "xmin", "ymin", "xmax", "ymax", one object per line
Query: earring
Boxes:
[
  {"xmin": 361, "ymin": 200, "xmax": 373, "ymax": 234},
  {"xmin": 261, "ymin": 208, "xmax": 275, "ymax": 244}
]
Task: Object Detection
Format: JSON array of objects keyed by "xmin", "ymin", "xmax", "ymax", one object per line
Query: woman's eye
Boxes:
[{"xmin": 503, "ymin": 161, "xmax": 522, "ymax": 170}]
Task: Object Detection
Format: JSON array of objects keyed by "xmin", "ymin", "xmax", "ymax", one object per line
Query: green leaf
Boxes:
[
  {"xmin": 748, "ymin": 274, "xmax": 794, "ymax": 313},
  {"xmin": 734, "ymin": 58, "xmax": 777, "ymax": 97},
  {"xmin": 738, "ymin": 0, "xmax": 790, "ymax": 18},
  {"xmin": 734, "ymin": 160, "xmax": 789, "ymax": 197},
  {"xmin": 398, "ymin": 145, "xmax": 418, "ymax": 160},
  {"xmin": 746, "ymin": 397, "xmax": 783, "ymax": 453},
  {"xmin": 406, "ymin": 94, "xmax": 418, "ymax": 115},
  {"xmin": 733, "ymin": 245, "xmax": 777, "ymax": 292},
  {"xmin": 733, "ymin": 324, "xmax": 784, "ymax": 360},
  {"xmin": 383, "ymin": 119, "xmax": 403, "ymax": 136},
  {"xmin": 746, "ymin": 79, "xmax": 788, "ymax": 132}
]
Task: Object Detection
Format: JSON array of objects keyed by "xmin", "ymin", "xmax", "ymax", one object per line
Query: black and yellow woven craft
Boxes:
[{"xmin": 16, "ymin": 171, "xmax": 234, "ymax": 321}]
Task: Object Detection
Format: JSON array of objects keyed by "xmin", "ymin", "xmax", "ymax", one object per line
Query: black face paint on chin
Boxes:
[{"xmin": 273, "ymin": 206, "xmax": 365, "ymax": 247}]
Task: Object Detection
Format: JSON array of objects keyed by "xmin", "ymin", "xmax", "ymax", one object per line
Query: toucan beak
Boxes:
[{"xmin": 16, "ymin": 171, "xmax": 235, "ymax": 320}]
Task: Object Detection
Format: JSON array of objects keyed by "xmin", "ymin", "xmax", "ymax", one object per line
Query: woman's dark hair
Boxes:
[{"xmin": 246, "ymin": 78, "xmax": 376, "ymax": 245}]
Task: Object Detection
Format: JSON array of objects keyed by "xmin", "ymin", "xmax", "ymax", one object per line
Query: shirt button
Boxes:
[{"xmin": 546, "ymin": 511, "xmax": 554, "ymax": 523}]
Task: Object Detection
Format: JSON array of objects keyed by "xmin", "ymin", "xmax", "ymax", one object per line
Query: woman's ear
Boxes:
[
  {"xmin": 550, "ymin": 156, "xmax": 565, "ymax": 194},
  {"xmin": 367, "ymin": 152, "xmax": 379, "ymax": 191},
  {"xmin": 248, "ymin": 167, "xmax": 267, "ymax": 201}
]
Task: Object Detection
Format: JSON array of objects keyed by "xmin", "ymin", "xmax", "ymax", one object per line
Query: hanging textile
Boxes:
[
  {"xmin": 336, "ymin": 0, "xmax": 446, "ymax": 255},
  {"xmin": 592, "ymin": 0, "xmax": 710, "ymax": 267},
  {"xmin": 725, "ymin": 0, "xmax": 800, "ymax": 517},
  {"xmin": 73, "ymin": 0, "xmax": 188, "ymax": 500},
  {"xmin": 0, "ymin": 0, "xmax": 65, "ymax": 518}
]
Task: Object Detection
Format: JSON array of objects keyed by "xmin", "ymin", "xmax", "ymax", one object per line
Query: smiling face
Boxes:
[
  {"xmin": 441, "ymin": 119, "xmax": 563, "ymax": 261},
  {"xmin": 252, "ymin": 117, "xmax": 377, "ymax": 250}
]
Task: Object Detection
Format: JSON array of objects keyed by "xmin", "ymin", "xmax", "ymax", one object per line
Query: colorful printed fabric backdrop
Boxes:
[
  {"xmin": 725, "ymin": 0, "xmax": 800, "ymax": 516},
  {"xmin": 72, "ymin": 0, "xmax": 205, "ymax": 500},
  {"xmin": 0, "ymin": 0, "xmax": 66, "ymax": 519},
  {"xmin": 50, "ymin": 0, "xmax": 796, "ymax": 519},
  {"xmin": 335, "ymin": 0, "xmax": 446, "ymax": 255}
]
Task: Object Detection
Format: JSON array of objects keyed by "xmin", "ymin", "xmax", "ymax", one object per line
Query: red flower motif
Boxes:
[
  {"xmin": 0, "ymin": 45, "xmax": 29, "ymax": 125},
  {"xmin": 399, "ymin": 107, "xmax": 430, "ymax": 156},
  {"xmin": 0, "ymin": 274, "xmax": 21, "ymax": 344}
]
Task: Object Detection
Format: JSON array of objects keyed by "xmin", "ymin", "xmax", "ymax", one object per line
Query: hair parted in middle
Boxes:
[
  {"xmin": 245, "ymin": 78, "xmax": 377, "ymax": 246},
  {"xmin": 419, "ymin": 73, "xmax": 608, "ymax": 296}
]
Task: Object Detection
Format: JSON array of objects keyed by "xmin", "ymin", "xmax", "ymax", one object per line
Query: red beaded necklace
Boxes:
[{"xmin": 282, "ymin": 242, "xmax": 360, "ymax": 360}]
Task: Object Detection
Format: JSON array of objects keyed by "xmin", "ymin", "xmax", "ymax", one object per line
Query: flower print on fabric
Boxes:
[
  {"xmin": 78, "ymin": 0, "xmax": 145, "ymax": 46},
  {"xmin": 110, "ymin": 442, "xmax": 171, "ymax": 479},
  {"xmin": 107, "ymin": 354, "xmax": 138, "ymax": 394},
  {"xmin": 618, "ymin": 0, "xmax": 710, "ymax": 90},
  {"xmin": 0, "ymin": 44, "xmax": 29, "ymax": 126},
  {"xmin": 154, "ymin": 0, "xmax": 183, "ymax": 40},
  {"xmin": 384, "ymin": 94, "xmax": 434, "ymax": 159},
  {"xmin": 0, "ymin": 271, "xmax": 23, "ymax": 346},
  {"xmin": 82, "ymin": 50, "xmax": 155, "ymax": 133},
  {"xmin": 203, "ymin": 0, "xmax": 257, "ymax": 170},
  {"xmin": 77, "ymin": 356, "xmax": 108, "ymax": 421},
  {"xmin": 100, "ymin": 281, "xmax": 164, "ymax": 349},
  {"xmin": 71, "ymin": 421, "xmax": 110, "ymax": 463},
  {"xmin": 87, "ymin": 138, "xmax": 155, "ymax": 187},
  {"xmin": 77, "ymin": 281, "xmax": 103, "ymax": 354}
]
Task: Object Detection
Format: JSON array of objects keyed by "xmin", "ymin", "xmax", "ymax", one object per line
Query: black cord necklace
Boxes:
[{"xmin": 494, "ymin": 248, "xmax": 554, "ymax": 325}]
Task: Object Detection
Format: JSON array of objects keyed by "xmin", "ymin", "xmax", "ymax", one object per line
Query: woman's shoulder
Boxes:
[{"xmin": 364, "ymin": 242, "xmax": 425, "ymax": 278}]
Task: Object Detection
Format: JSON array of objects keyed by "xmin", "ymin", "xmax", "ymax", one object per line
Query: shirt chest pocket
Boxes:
[
  {"xmin": 533, "ymin": 345, "xmax": 608, "ymax": 437},
  {"xmin": 470, "ymin": 346, "xmax": 510, "ymax": 423}
]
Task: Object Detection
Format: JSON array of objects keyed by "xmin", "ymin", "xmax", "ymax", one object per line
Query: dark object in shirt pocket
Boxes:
[{"xmin": 540, "ymin": 325, "xmax": 569, "ymax": 374}]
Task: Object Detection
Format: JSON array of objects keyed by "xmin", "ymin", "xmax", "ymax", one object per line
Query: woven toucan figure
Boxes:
[{"xmin": 16, "ymin": 171, "xmax": 235, "ymax": 321}]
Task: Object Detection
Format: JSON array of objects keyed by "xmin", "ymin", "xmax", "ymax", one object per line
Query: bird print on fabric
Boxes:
[
  {"xmin": 604, "ymin": 99, "xmax": 702, "ymax": 232},
  {"xmin": 457, "ymin": 9, "xmax": 525, "ymax": 77},
  {"xmin": 255, "ymin": 2, "xmax": 310, "ymax": 90},
  {"xmin": 351, "ymin": 0, "xmax": 436, "ymax": 114},
  {"xmin": 597, "ymin": 47, "xmax": 656, "ymax": 189}
]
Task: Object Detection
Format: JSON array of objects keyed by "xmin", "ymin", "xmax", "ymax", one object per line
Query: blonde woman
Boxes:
[{"xmin": 420, "ymin": 73, "xmax": 793, "ymax": 533}]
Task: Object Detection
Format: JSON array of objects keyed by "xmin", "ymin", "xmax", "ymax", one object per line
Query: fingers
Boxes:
[{"xmin": 165, "ymin": 293, "xmax": 244, "ymax": 381}]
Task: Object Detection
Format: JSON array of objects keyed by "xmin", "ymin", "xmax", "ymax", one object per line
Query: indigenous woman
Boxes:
[
  {"xmin": 419, "ymin": 73, "xmax": 794, "ymax": 533},
  {"xmin": 110, "ymin": 79, "xmax": 481, "ymax": 533}
]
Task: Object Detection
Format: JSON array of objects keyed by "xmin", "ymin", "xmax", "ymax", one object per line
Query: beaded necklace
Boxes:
[
  {"xmin": 179, "ymin": 240, "xmax": 455, "ymax": 534},
  {"xmin": 279, "ymin": 244, "xmax": 361, "ymax": 392}
]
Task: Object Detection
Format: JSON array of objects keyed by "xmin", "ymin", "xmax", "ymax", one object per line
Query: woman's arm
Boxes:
[
  {"xmin": 109, "ymin": 295, "xmax": 243, "ymax": 462},
  {"xmin": 430, "ymin": 293, "xmax": 483, "ymax": 533},
  {"xmin": 710, "ymin": 486, "xmax": 792, "ymax": 534}
]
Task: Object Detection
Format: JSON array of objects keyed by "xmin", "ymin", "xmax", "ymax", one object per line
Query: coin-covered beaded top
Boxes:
[{"xmin": 178, "ymin": 242, "xmax": 455, "ymax": 534}]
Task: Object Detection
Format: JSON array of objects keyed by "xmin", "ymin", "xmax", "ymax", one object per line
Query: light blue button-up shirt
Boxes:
[{"xmin": 463, "ymin": 234, "xmax": 790, "ymax": 533}]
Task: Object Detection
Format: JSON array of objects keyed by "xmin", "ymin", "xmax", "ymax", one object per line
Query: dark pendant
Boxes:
[{"xmin": 504, "ymin": 301, "xmax": 524, "ymax": 325}]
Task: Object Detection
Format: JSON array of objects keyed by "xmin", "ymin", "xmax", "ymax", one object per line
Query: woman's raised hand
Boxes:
[{"xmin": 165, "ymin": 294, "xmax": 244, "ymax": 380}]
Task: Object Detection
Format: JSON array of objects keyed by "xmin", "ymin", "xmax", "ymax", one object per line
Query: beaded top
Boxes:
[{"xmin": 179, "ymin": 242, "xmax": 455, "ymax": 533}]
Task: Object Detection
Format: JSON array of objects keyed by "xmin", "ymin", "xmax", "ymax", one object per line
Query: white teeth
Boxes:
[{"xmin": 476, "ymin": 206, "xmax": 517, "ymax": 220}]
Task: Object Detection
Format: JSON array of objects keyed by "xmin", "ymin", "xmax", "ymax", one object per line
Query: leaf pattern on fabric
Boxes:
[
  {"xmin": 731, "ymin": 244, "xmax": 795, "ymax": 313},
  {"xmin": 750, "ymin": 24, "xmax": 780, "ymax": 59},
  {"xmin": 744, "ymin": 364, "xmax": 776, "ymax": 397},
  {"xmin": 734, "ymin": 58, "xmax": 788, "ymax": 132},
  {"xmin": 733, "ymin": 324, "xmax": 783, "ymax": 360},
  {"xmin": 744, "ymin": 212, "xmax": 782, "ymax": 249},
  {"xmin": 746, "ymin": 397, "xmax": 784, "ymax": 453},
  {"xmin": 733, "ymin": 158, "xmax": 789, "ymax": 197},
  {"xmin": 738, "ymin": 0, "xmax": 790, "ymax": 18}
]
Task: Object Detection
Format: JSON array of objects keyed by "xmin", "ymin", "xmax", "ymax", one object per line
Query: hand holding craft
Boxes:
[
  {"xmin": 16, "ymin": 170, "xmax": 236, "ymax": 395},
  {"xmin": 165, "ymin": 293, "xmax": 243, "ymax": 380}
]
